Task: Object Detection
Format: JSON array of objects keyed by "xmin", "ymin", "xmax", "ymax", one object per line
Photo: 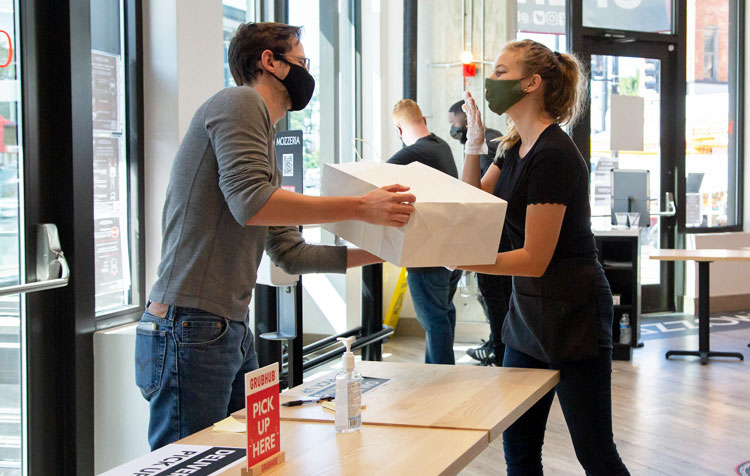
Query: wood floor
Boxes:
[{"xmin": 375, "ymin": 324, "xmax": 750, "ymax": 476}]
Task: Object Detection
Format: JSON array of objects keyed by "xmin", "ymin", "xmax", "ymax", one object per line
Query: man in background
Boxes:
[
  {"xmin": 448, "ymin": 99, "xmax": 502, "ymax": 175},
  {"xmin": 448, "ymin": 99, "xmax": 510, "ymax": 366},
  {"xmin": 388, "ymin": 99, "xmax": 462, "ymax": 364}
]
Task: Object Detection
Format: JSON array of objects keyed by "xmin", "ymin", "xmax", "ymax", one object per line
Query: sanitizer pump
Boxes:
[{"xmin": 335, "ymin": 336, "xmax": 362, "ymax": 433}]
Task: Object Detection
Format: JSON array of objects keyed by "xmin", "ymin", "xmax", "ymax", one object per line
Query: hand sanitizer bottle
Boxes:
[{"xmin": 335, "ymin": 336, "xmax": 362, "ymax": 433}]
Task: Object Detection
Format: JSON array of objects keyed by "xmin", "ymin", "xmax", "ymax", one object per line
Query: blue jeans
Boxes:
[
  {"xmin": 407, "ymin": 269, "xmax": 462, "ymax": 364},
  {"xmin": 134, "ymin": 305, "xmax": 259, "ymax": 450}
]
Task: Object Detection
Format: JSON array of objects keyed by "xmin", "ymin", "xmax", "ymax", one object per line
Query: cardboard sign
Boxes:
[
  {"xmin": 98, "ymin": 444, "xmax": 245, "ymax": 476},
  {"xmin": 244, "ymin": 364, "xmax": 283, "ymax": 474}
]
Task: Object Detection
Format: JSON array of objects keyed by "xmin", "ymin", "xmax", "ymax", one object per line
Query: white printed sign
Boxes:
[{"xmin": 98, "ymin": 444, "xmax": 245, "ymax": 476}]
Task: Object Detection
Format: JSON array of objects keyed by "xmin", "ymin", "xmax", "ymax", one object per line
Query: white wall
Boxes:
[
  {"xmin": 143, "ymin": 0, "xmax": 224, "ymax": 294},
  {"xmin": 361, "ymin": 0, "xmax": 403, "ymax": 162},
  {"xmin": 94, "ymin": 324, "xmax": 149, "ymax": 473}
]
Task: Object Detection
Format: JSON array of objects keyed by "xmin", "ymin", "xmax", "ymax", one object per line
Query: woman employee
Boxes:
[{"xmin": 460, "ymin": 39, "xmax": 630, "ymax": 476}]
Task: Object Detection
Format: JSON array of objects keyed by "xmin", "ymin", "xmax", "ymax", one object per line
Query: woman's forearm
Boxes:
[
  {"xmin": 460, "ymin": 248, "xmax": 549, "ymax": 278},
  {"xmin": 461, "ymin": 153, "xmax": 483, "ymax": 189}
]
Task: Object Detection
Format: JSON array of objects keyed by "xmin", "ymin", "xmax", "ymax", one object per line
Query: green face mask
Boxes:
[{"xmin": 485, "ymin": 78, "xmax": 527, "ymax": 116}]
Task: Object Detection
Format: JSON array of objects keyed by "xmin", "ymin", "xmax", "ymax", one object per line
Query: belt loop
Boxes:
[{"xmin": 166, "ymin": 304, "xmax": 176, "ymax": 322}]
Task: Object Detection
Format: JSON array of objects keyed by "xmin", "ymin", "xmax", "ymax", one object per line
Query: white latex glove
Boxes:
[{"xmin": 462, "ymin": 91, "xmax": 488, "ymax": 156}]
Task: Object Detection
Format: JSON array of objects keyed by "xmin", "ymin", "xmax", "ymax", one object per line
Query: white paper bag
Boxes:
[{"xmin": 320, "ymin": 161, "xmax": 507, "ymax": 267}]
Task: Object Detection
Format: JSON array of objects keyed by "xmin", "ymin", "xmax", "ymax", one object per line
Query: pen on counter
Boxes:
[{"xmin": 281, "ymin": 395, "xmax": 334, "ymax": 407}]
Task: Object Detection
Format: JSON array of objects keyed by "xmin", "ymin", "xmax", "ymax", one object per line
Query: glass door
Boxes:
[
  {"xmin": 579, "ymin": 38, "xmax": 679, "ymax": 312},
  {"xmin": 0, "ymin": 2, "xmax": 23, "ymax": 473}
]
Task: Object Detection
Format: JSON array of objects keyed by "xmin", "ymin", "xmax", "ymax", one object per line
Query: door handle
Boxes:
[
  {"xmin": 0, "ymin": 223, "xmax": 70, "ymax": 297},
  {"xmin": 651, "ymin": 192, "xmax": 677, "ymax": 217}
]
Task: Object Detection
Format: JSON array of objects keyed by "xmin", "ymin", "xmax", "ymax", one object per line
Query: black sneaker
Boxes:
[{"xmin": 466, "ymin": 339, "xmax": 492, "ymax": 363}]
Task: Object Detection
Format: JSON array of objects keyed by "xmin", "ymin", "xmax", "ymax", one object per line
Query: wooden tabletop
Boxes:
[
  {"xmin": 177, "ymin": 420, "xmax": 488, "ymax": 476},
  {"xmin": 233, "ymin": 361, "xmax": 559, "ymax": 442},
  {"xmin": 650, "ymin": 248, "xmax": 750, "ymax": 262}
]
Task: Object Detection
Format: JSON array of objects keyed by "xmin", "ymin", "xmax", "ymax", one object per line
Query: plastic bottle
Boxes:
[
  {"xmin": 619, "ymin": 313, "xmax": 631, "ymax": 345},
  {"xmin": 334, "ymin": 336, "xmax": 362, "ymax": 433}
]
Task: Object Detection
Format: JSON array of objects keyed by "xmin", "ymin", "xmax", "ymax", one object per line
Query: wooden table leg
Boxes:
[{"xmin": 666, "ymin": 261, "xmax": 744, "ymax": 364}]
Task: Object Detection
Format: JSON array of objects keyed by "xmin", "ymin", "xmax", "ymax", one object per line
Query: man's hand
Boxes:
[
  {"xmin": 358, "ymin": 184, "xmax": 416, "ymax": 227},
  {"xmin": 462, "ymin": 91, "xmax": 488, "ymax": 156}
]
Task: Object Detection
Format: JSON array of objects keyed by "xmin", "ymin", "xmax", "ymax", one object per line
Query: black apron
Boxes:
[{"xmin": 502, "ymin": 257, "xmax": 600, "ymax": 364}]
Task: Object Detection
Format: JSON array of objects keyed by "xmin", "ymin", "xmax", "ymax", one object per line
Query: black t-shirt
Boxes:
[
  {"xmin": 387, "ymin": 133, "xmax": 457, "ymax": 273},
  {"xmin": 388, "ymin": 133, "xmax": 458, "ymax": 177},
  {"xmin": 493, "ymin": 124, "xmax": 596, "ymax": 260},
  {"xmin": 483, "ymin": 128, "xmax": 502, "ymax": 174}
]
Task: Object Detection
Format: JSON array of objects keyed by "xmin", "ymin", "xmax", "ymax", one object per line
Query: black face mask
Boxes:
[
  {"xmin": 450, "ymin": 125, "xmax": 468, "ymax": 144},
  {"xmin": 269, "ymin": 58, "xmax": 315, "ymax": 111}
]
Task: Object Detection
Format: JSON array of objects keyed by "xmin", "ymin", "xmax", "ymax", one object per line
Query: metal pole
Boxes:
[
  {"xmin": 254, "ymin": 284, "xmax": 282, "ymax": 369},
  {"xmin": 481, "ymin": 0, "xmax": 485, "ymax": 115},
  {"xmin": 698, "ymin": 261, "xmax": 710, "ymax": 361},
  {"xmin": 403, "ymin": 0, "xmax": 418, "ymax": 100},
  {"xmin": 361, "ymin": 264, "xmax": 384, "ymax": 361},
  {"xmin": 461, "ymin": 0, "xmax": 465, "ymax": 58}
]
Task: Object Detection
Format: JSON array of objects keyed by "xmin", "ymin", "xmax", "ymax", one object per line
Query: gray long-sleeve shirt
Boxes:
[{"xmin": 149, "ymin": 85, "xmax": 347, "ymax": 321}]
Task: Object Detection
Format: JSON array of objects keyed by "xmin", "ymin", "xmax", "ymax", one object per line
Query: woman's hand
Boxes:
[{"xmin": 462, "ymin": 91, "xmax": 488, "ymax": 156}]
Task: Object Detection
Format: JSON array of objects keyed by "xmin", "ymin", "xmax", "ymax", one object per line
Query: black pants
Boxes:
[
  {"xmin": 502, "ymin": 346, "xmax": 630, "ymax": 476},
  {"xmin": 477, "ymin": 272, "xmax": 512, "ymax": 363}
]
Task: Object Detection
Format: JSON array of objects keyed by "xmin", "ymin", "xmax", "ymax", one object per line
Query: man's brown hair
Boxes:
[{"xmin": 228, "ymin": 22, "xmax": 302, "ymax": 86}]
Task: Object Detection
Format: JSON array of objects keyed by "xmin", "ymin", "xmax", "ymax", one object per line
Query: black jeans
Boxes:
[
  {"xmin": 477, "ymin": 272, "xmax": 512, "ymax": 362},
  {"xmin": 502, "ymin": 346, "xmax": 629, "ymax": 476}
]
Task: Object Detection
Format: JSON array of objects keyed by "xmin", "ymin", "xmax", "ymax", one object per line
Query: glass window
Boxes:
[
  {"xmin": 288, "ymin": 0, "xmax": 322, "ymax": 196},
  {"xmin": 0, "ymin": 1, "xmax": 23, "ymax": 472},
  {"xmin": 288, "ymin": 0, "xmax": 360, "ymax": 335},
  {"xmin": 91, "ymin": 0, "xmax": 140, "ymax": 314},
  {"xmin": 517, "ymin": 0, "xmax": 567, "ymax": 50},
  {"xmin": 702, "ymin": 26, "xmax": 718, "ymax": 81},
  {"xmin": 685, "ymin": 0, "xmax": 739, "ymax": 229},
  {"xmin": 588, "ymin": 55, "xmax": 663, "ymax": 285},
  {"xmin": 222, "ymin": 0, "xmax": 256, "ymax": 88},
  {"xmin": 583, "ymin": 0, "xmax": 673, "ymax": 34}
]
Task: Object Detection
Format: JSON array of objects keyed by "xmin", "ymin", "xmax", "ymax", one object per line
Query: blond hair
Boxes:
[
  {"xmin": 392, "ymin": 99, "xmax": 424, "ymax": 124},
  {"xmin": 498, "ymin": 40, "xmax": 588, "ymax": 153}
]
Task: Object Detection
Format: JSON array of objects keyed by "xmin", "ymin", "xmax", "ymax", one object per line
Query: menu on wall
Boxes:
[
  {"xmin": 93, "ymin": 136, "xmax": 120, "ymax": 212},
  {"xmin": 92, "ymin": 49, "xmax": 129, "ymax": 313},
  {"xmin": 92, "ymin": 51, "xmax": 120, "ymax": 132},
  {"xmin": 93, "ymin": 135, "xmax": 130, "ymax": 311}
]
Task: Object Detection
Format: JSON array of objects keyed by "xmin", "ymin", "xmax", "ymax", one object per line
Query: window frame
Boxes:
[
  {"xmin": 93, "ymin": 0, "xmax": 146, "ymax": 328},
  {"xmin": 684, "ymin": 0, "xmax": 744, "ymax": 234}
]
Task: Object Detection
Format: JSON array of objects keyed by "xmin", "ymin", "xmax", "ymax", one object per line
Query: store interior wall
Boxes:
[
  {"xmin": 143, "ymin": 0, "xmax": 225, "ymax": 295},
  {"xmin": 138, "ymin": 1, "xmax": 750, "ymax": 338}
]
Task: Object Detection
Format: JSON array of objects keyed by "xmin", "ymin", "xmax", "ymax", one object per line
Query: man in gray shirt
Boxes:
[{"xmin": 135, "ymin": 22, "xmax": 415, "ymax": 450}]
